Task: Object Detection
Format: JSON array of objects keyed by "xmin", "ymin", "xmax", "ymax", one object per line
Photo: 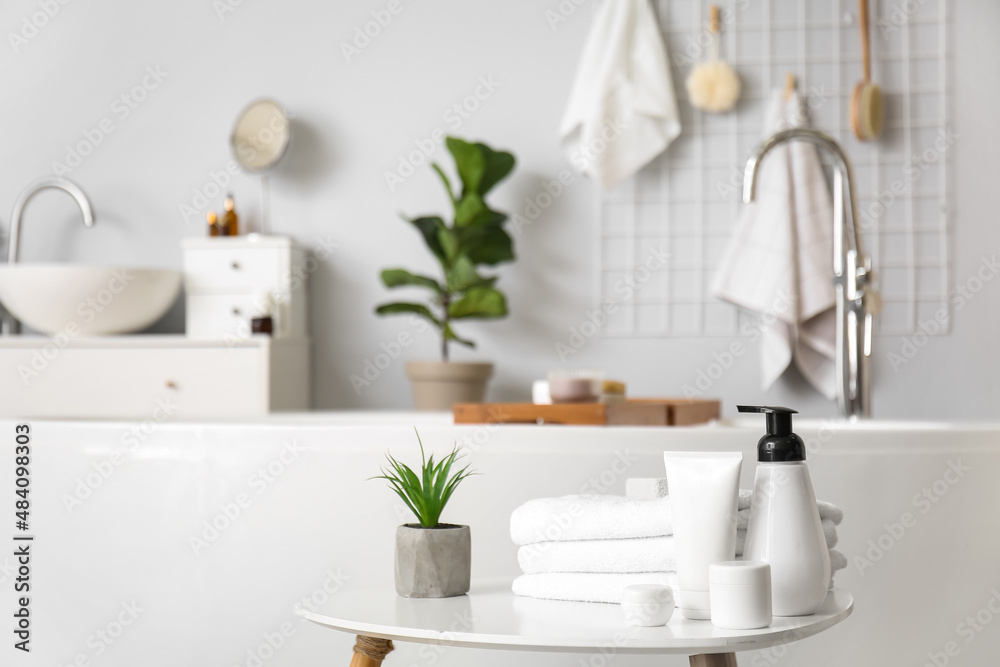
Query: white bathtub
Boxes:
[{"xmin": 4, "ymin": 414, "xmax": 998, "ymax": 667}]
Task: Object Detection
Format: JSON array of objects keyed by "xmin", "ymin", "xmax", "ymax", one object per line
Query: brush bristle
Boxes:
[{"xmin": 686, "ymin": 61, "xmax": 742, "ymax": 113}]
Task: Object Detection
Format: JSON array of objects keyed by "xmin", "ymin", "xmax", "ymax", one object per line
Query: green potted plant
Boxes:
[
  {"xmin": 376, "ymin": 136, "xmax": 516, "ymax": 410},
  {"xmin": 373, "ymin": 429, "xmax": 477, "ymax": 598}
]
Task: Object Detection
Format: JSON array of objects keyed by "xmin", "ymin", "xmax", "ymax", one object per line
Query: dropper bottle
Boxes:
[{"xmin": 221, "ymin": 194, "xmax": 239, "ymax": 236}]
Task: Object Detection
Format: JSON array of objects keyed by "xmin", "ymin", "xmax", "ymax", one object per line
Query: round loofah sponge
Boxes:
[{"xmin": 686, "ymin": 60, "xmax": 742, "ymax": 114}]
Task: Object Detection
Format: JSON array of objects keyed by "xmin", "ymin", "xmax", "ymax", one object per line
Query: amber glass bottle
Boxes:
[
  {"xmin": 221, "ymin": 194, "xmax": 239, "ymax": 236},
  {"xmin": 207, "ymin": 211, "xmax": 220, "ymax": 237}
]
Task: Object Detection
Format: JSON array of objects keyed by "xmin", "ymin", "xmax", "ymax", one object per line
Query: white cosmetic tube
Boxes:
[{"xmin": 663, "ymin": 451, "xmax": 743, "ymax": 620}]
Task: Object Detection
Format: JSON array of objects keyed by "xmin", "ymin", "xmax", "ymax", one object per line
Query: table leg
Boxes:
[
  {"xmin": 349, "ymin": 635, "xmax": 394, "ymax": 667},
  {"xmin": 689, "ymin": 653, "xmax": 737, "ymax": 667}
]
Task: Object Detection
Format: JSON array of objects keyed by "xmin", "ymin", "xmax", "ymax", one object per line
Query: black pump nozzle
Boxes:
[{"xmin": 737, "ymin": 405, "xmax": 804, "ymax": 462}]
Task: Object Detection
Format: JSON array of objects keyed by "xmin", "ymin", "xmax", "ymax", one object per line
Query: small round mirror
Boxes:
[{"xmin": 230, "ymin": 98, "xmax": 290, "ymax": 172}]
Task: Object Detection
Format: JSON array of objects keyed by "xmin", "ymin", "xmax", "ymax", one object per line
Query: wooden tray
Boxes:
[{"xmin": 453, "ymin": 398, "xmax": 720, "ymax": 427}]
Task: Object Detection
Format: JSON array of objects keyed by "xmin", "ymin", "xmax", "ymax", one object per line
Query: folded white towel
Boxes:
[
  {"xmin": 512, "ymin": 572, "xmax": 679, "ymax": 605},
  {"xmin": 626, "ymin": 478, "xmax": 845, "ymax": 528},
  {"xmin": 513, "ymin": 553, "xmax": 848, "ymax": 604},
  {"xmin": 710, "ymin": 88, "xmax": 838, "ymax": 398},
  {"xmin": 510, "ymin": 490, "xmax": 753, "ymax": 546},
  {"xmin": 510, "ymin": 491, "xmax": 843, "ymax": 546},
  {"xmin": 518, "ymin": 520, "xmax": 838, "ymax": 574},
  {"xmin": 559, "ymin": 0, "xmax": 680, "ymax": 190}
]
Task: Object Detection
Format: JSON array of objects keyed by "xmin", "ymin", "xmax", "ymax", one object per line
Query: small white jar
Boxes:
[
  {"xmin": 709, "ymin": 561, "xmax": 772, "ymax": 630},
  {"xmin": 621, "ymin": 584, "xmax": 674, "ymax": 627}
]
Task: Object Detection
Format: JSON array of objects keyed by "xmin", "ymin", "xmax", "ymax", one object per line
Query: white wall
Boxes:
[{"xmin": 1, "ymin": 0, "xmax": 997, "ymax": 418}]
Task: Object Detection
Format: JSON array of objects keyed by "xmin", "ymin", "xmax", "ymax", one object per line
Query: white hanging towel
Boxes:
[
  {"xmin": 710, "ymin": 89, "xmax": 837, "ymax": 399},
  {"xmin": 559, "ymin": 0, "xmax": 681, "ymax": 190}
]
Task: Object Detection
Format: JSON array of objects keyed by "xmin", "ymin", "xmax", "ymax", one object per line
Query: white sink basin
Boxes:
[{"xmin": 0, "ymin": 264, "xmax": 182, "ymax": 335}]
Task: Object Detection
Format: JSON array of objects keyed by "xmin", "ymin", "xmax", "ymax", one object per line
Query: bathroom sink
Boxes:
[{"xmin": 0, "ymin": 264, "xmax": 182, "ymax": 335}]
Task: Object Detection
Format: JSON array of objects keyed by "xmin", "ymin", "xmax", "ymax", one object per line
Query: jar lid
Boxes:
[
  {"xmin": 709, "ymin": 561, "xmax": 771, "ymax": 586},
  {"xmin": 621, "ymin": 584, "xmax": 674, "ymax": 605}
]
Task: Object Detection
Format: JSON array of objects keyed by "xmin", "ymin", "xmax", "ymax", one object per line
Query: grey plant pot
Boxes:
[
  {"xmin": 394, "ymin": 523, "xmax": 471, "ymax": 598},
  {"xmin": 405, "ymin": 361, "xmax": 493, "ymax": 411}
]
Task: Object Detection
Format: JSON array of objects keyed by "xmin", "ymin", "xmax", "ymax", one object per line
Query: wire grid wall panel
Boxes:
[{"xmin": 595, "ymin": 0, "xmax": 951, "ymax": 338}]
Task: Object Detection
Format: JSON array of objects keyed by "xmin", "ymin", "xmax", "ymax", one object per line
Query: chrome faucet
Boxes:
[
  {"xmin": 743, "ymin": 128, "xmax": 874, "ymax": 420},
  {"xmin": 4, "ymin": 177, "xmax": 95, "ymax": 334}
]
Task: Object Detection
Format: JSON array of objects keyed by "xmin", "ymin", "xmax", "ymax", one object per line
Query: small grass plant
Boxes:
[{"xmin": 372, "ymin": 428, "xmax": 476, "ymax": 528}]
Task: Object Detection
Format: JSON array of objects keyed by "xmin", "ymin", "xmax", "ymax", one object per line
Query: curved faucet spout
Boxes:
[
  {"xmin": 743, "ymin": 127, "xmax": 865, "ymax": 259},
  {"xmin": 8, "ymin": 177, "xmax": 95, "ymax": 265},
  {"xmin": 741, "ymin": 127, "xmax": 873, "ymax": 420}
]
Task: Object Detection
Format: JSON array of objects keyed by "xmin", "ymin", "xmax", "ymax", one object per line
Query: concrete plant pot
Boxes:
[
  {"xmin": 405, "ymin": 361, "xmax": 493, "ymax": 411},
  {"xmin": 394, "ymin": 523, "xmax": 471, "ymax": 598}
]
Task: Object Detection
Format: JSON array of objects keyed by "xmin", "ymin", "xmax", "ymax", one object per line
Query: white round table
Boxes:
[{"xmin": 299, "ymin": 579, "xmax": 853, "ymax": 667}]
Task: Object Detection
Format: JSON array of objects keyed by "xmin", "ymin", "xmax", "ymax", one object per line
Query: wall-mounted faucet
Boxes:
[
  {"xmin": 743, "ymin": 128, "xmax": 874, "ymax": 420},
  {"xmin": 4, "ymin": 177, "xmax": 95, "ymax": 334}
]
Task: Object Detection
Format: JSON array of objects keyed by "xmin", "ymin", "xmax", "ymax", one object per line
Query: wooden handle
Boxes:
[
  {"xmin": 858, "ymin": 0, "xmax": 871, "ymax": 82},
  {"xmin": 785, "ymin": 72, "xmax": 796, "ymax": 99},
  {"xmin": 690, "ymin": 654, "xmax": 737, "ymax": 667},
  {"xmin": 709, "ymin": 4, "xmax": 720, "ymax": 34}
]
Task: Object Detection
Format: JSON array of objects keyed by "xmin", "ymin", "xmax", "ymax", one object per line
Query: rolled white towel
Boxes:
[
  {"xmin": 512, "ymin": 572, "xmax": 678, "ymax": 604},
  {"xmin": 519, "ymin": 521, "xmax": 838, "ymax": 574},
  {"xmin": 510, "ymin": 490, "xmax": 753, "ymax": 546}
]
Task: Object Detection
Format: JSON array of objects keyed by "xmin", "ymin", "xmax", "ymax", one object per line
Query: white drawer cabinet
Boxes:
[
  {"xmin": 0, "ymin": 335, "xmax": 310, "ymax": 419},
  {"xmin": 182, "ymin": 235, "xmax": 309, "ymax": 339}
]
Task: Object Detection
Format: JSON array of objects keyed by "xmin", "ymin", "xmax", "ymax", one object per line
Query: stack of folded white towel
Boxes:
[{"xmin": 510, "ymin": 484, "xmax": 846, "ymax": 604}]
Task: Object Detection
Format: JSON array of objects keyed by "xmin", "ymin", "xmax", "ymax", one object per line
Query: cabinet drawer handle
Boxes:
[
  {"xmin": 232, "ymin": 307, "xmax": 241, "ymax": 316},
  {"xmin": 165, "ymin": 380, "xmax": 178, "ymax": 389},
  {"xmin": 231, "ymin": 261, "xmax": 241, "ymax": 270}
]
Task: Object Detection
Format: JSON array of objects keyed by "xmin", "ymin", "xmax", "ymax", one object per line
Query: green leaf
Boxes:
[
  {"xmin": 477, "ymin": 145, "xmax": 516, "ymax": 196},
  {"xmin": 446, "ymin": 137, "xmax": 486, "ymax": 195},
  {"xmin": 448, "ymin": 287, "xmax": 508, "ymax": 320},
  {"xmin": 431, "ymin": 163, "xmax": 456, "ymax": 205},
  {"xmin": 407, "ymin": 216, "xmax": 448, "ymax": 264},
  {"xmin": 442, "ymin": 323, "xmax": 475, "ymax": 348},
  {"xmin": 464, "ymin": 226, "xmax": 514, "ymax": 266},
  {"xmin": 380, "ymin": 269, "xmax": 442, "ymax": 293},
  {"xmin": 375, "ymin": 302, "xmax": 441, "ymax": 327},
  {"xmin": 445, "ymin": 137, "xmax": 515, "ymax": 197},
  {"xmin": 446, "ymin": 255, "xmax": 496, "ymax": 292},
  {"xmin": 437, "ymin": 228, "xmax": 460, "ymax": 262}
]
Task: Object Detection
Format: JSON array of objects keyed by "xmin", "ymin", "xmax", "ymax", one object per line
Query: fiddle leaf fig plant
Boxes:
[{"xmin": 376, "ymin": 137, "xmax": 516, "ymax": 361}]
